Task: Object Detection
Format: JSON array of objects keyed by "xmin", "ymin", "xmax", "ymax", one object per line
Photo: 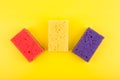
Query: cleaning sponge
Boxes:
[
  {"xmin": 48, "ymin": 20, "xmax": 68, "ymax": 52},
  {"xmin": 11, "ymin": 28, "xmax": 44, "ymax": 62},
  {"xmin": 72, "ymin": 28, "xmax": 104, "ymax": 62}
]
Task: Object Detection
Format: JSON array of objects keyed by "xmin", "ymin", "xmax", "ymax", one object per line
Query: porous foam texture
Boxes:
[
  {"xmin": 72, "ymin": 28, "xmax": 104, "ymax": 62},
  {"xmin": 11, "ymin": 29, "xmax": 44, "ymax": 62},
  {"xmin": 48, "ymin": 20, "xmax": 68, "ymax": 52}
]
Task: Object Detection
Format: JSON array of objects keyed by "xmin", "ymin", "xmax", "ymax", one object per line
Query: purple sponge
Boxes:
[{"xmin": 72, "ymin": 28, "xmax": 104, "ymax": 62}]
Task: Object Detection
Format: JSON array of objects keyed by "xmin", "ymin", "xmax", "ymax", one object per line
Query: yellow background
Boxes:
[{"xmin": 0, "ymin": 0, "xmax": 120, "ymax": 80}]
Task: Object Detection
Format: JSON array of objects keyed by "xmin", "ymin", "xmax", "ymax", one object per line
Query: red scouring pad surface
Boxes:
[{"xmin": 11, "ymin": 28, "xmax": 44, "ymax": 62}]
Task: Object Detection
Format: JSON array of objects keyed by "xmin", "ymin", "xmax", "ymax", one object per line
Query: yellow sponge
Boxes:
[{"xmin": 48, "ymin": 20, "xmax": 68, "ymax": 52}]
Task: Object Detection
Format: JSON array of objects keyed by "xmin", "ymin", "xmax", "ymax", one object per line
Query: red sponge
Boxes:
[{"xmin": 11, "ymin": 28, "xmax": 44, "ymax": 62}]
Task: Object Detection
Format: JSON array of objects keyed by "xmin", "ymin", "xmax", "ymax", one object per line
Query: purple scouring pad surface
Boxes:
[{"xmin": 72, "ymin": 27, "xmax": 104, "ymax": 62}]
